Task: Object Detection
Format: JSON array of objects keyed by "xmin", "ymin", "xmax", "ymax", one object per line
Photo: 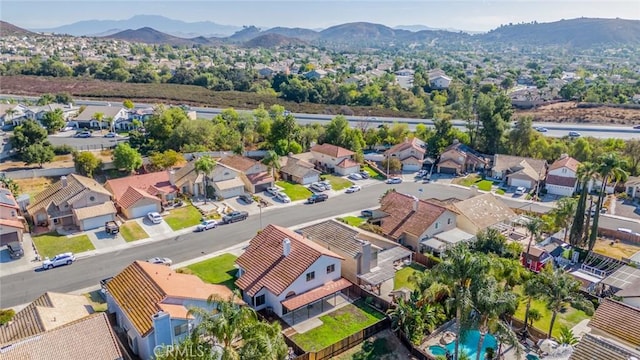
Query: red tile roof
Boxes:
[
  {"xmin": 246, "ymin": 172, "xmax": 274, "ymax": 185},
  {"xmin": 379, "ymin": 191, "xmax": 448, "ymax": 239},
  {"xmin": 311, "ymin": 143, "xmax": 355, "ymax": 158},
  {"xmin": 105, "ymin": 171, "xmax": 177, "ymax": 202},
  {"xmin": 336, "ymin": 158, "xmax": 359, "ymax": 168},
  {"xmin": 546, "ymin": 174, "xmax": 577, "ymax": 188},
  {"xmin": 549, "ymin": 156, "xmax": 580, "ymax": 172},
  {"xmin": 0, "ymin": 218, "xmax": 24, "ymax": 230},
  {"xmin": 117, "ymin": 186, "xmax": 160, "ymax": 209},
  {"xmin": 384, "ymin": 138, "xmax": 426, "ymax": 157},
  {"xmin": 219, "ymin": 155, "xmax": 259, "ymax": 172},
  {"xmin": 235, "ymin": 224, "xmax": 344, "ymax": 297},
  {"xmin": 281, "ymin": 278, "xmax": 352, "ymax": 311},
  {"xmin": 588, "ymin": 298, "xmax": 640, "ymax": 346}
]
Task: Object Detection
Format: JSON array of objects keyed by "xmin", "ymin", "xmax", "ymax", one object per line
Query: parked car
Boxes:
[
  {"xmin": 7, "ymin": 241, "xmax": 24, "ymax": 259},
  {"xmin": 568, "ymin": 131, "xmax": 581, "ymax": 138},
  {"xmin": 359, "ymin": 171, "xmax": 370, "ymax": 179},
  {"xmin": 348, "ymin": 173, "xmax": 363, "ymax": 180},
  {"xmin": 147, "ymin": 257, "xmax": 173, "ymax": 266},
  {"xmin": 42, "ymin": 253, "xmax": 76, "ymax": 269},
  {"xmin": 416, "ymin": 169, "xmax": 428, "ymax": 178},
  {"xmin": 147, "ymin": 212, "xmax": 163, "ymax": 224},
  {"xmin": 265, "ymin": 186, "xmax": 279, "ymax": 196},
  {"xmin": 386, "ymin": 177, "xmax": 403, "ymax": 184},
  {"xmin": 310, "ymin": 183, "xmax": 326, "ymax": 192},
  {"xmin": 319, "ymin": 180, "xmax": 332, "ymax": 190},
  {"xmin": 196, "ymin": 219, "xmax": 218, "ymax": 231},
  {"xmin": 74, "ymin": 131, "xmax": 92, "ymax": 138},
  {"xmin": 105, "ymin": 221, "xmax": 120, "ymax": 235},
  {"xmin": 307, "ymin": 193, "xmax": 329, "ymax": 204},
  {"xmin": 346, "ymin": 185, "xmax": 361, "ymax": 193},
  {"xmin": 239, "ymin": 193, "xmax": 254, "ymax": 204},
  {"xmin": 515, "ymin": 186, "xmax": 527, "ymax": 195},
  {"xmin": 361, "ymin": 209, "xmax": 374, "ymax": 218},
  {"xmin": 634, "ymin": 125, "xmax": 640, "ymax": 129},
  {"xmin": 104, "ymin": 132, "xmax": 117, "ymax": 138},
  {"xmin": 275, "ymin": 192, "xmax": 291, "ymax": 203},
  {"xmin": 222, "ymin": 211, "xmax": 249, "ymax": 224},
  {"xmin": 536, "ymin": 127, "xmax": 548, "ymax": 133}
]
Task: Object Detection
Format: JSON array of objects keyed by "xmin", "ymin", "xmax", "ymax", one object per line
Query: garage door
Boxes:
[
  {"xmin": 82, "ymin": 214, "xmax": 115, "ymax": 231},
  {"xmin": 402, "ymin": 164, "xmax": 420, "ymax": 171},
  {"xmin": 254, "ymin": 183, "xmax": 272, "ymax": 193},
  {"xmin": 130, "ymin": 203, "xmax": 160, "ymax": 219},
  {"xmin": 510, "ymin": 178, "xmax": 533, "ymax": 189},
  {"xmin": 219, "ymin": 186, "xmax": 245, "ymax": 199}
]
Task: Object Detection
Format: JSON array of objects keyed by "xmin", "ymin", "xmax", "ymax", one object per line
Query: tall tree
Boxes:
[
  {"xmin": 324, "ymin": 115, "xmax": 350, "ymax": 147},
  {"xmin": 22, "ymin": 143, "xmax": 55, "ymax": 168},
  {"xmin": 523, "ymin": 217, "xmax": 544, "ymax": 270},
  {"xmin": 550, "ymin": 197, "xmax": 577, "ymax": 243},
  {"xmin": 261, "ymin": 150, "xmax": 280, "ymax": 180},
  {"xmin": 10, "ymin": 119, "xmax": 48, "ymax": 153},
  {"xmin": 41, "ymin": 108, "xmax": 66, "ymax": 134},
  {"xmin": 508, "ymin": 116, "xmax": 535, "ymax": 157},
  {"xmin": 520, "ymin": 276, "xmax": 544, "ymax": 339},
  {"xmin": 73, "ymin": 151, "xmax": 102, "ymax": 177},
  {"xmin": 476, "ymin": 92, "xmax": 512, "ymax": 155},
  {"xmin": 569, "ymin": 162, "xmax": 596, "ymax": 247},
  {"xmin": 113, "ymin": 143, "xmax": 143, "ymax": 173},
  {"xmin": 623, "ymin": 139, "xmax": 640, "ymax": 176},
  {"xmin": 195, "ymin": 155, "xmax": 216, "ymax": 203},
  {"xmin": 122, "ymin": 99, "xmax": 135, "ymax": 110}
]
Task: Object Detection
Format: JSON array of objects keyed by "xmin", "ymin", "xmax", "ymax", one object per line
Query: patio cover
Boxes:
[
  {"xmin": 358, "ymin": 246, "xmax": 413, "ymax": 285},
  {"xmin": 421, "ymin": 237, "xmax": 446, "ymax": 252},
  {"xmin": 281, "ymin": 278, "xmax": 351, "ymax": 311},
  {"xmin": 602, "ymin": 265, "xmax": 640, "ymax": 291}
]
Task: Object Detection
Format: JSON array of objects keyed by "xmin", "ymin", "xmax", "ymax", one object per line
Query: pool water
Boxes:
[{"xmin": 428, "ymin": 330, "xmax": 497, "ymax": 359}]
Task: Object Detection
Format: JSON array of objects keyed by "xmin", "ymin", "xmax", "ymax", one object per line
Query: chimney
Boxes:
[
  {"xmin": 152, "ymin": 311, "xmax": 172, "ymax": 348},
  {"xmin": 559, "ymin": 153, "xmax": 568, "ymax": 159},
  {"xmin": 360, "ymin": 241, "xmax": 373, "ymax": 274},
  {"xmin": 60, "ymin": 176, "xmax": 68, "ymax": 188},
  {"xmin": 452, "ymin": 139, "xmax": 460, "ymax": 145},
  {"xmin": 413, "ymin": 197, "xmax": 419, "ymax": 212},
  {"xmin": 282, "ymin": 238, "xmax": 291, "ymax": 257},
  {"xmin": 168, "ymin": 169, "xmax": 176, "ymax": 185}
]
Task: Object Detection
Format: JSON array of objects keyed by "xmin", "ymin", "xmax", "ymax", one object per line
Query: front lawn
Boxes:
[
  {"xmin": 362, "ymin": 164, "xmax": 385, "ymax": 180},
  {"xmin": 321, "ymin": 174, "xmax": 353, "ymax": 191},
  {"xmin": 453, "ymin": 174, "xmax": 481, "ymax": 187},
  {"xmin": 33, "ymin": 232, "xmax": 95, "ymax": 259},
  {"xmin": 120, "ymin": 222, "xmax": 149, "ymax": 242},
  {"xmin": 513, "ymin": 286, "xmax": 591, "ymax": 338},
  {"xmin": 184, "ymin": 253, "xmax": 239, "ymax": 290},
  {"xmin": 84, "ymin": 290, "xmax": 107, "ymax": 312},
  {"xmin": 276, "ymin": 180, "xmax": 312, "ymax": 201},
  {"xmin": 164, "ymin": 205, "xmax": 203, "ymax": 231},
  {"xmin": 291, "ymin": 300, "xmax": 385, "ymax": 352},
  {"xmin": 340, "ymin": 216, "xmax": 366, "ymax": 227},
  {"xmin": 476, "ymin": 180, "xmax": 493, "ymax": 191},
  {"xmin": 394, "ymin": 263, "xmax": 426, "ymax": 290}
]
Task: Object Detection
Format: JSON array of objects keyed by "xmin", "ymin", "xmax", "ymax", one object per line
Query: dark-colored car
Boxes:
[
  {"xmin": 105, "ymin": 221, "xmax": 119, "ymax": 235},
  {"xmin": 239, "ymin": 194, "xmax": 254, "ymax": 204},
  {"xmin": 307, "ymin": 193, "xmax": 328, "ymax": 204},
  {"xmin": 359, "ymin": 171, "xmax": 370, "ymax": 179},
  {"xmin": 223, "ymin": 211, "xmax": 249, "ymax": 224},
  {"xmin": 7, "ymin": 241, "xmax": 24, "ymax": 259}
]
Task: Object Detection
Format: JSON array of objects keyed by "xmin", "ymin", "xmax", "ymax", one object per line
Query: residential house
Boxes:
[
  {"xmin": 520, "ymin": 246, "xmax": 551, "ymax": 272},
  {"xmin": 218, "ymin": 154, "xmax": 274, "ymax": 193},
  {"xmin": 310, "ymin": 143, "xmax": 360, "ymax": 175},
  {"xmin": 616, "ymin": 278, "xmax": 640, "ymax": 308},
  {"xmin": 105, "ymin": 171, "xmax": 178, "ymax": 219},
  {"xmin": 491, "ymin": 154, "xmax": 547, "ymax": 189},
  {"xmin": 449, "ymin": 193, "xmax": 517, "ymax": 235},
  {"xmin": 0, "ymin": 103, "xmax": 29, "ymax": 126},
  {"xmin": 280, "ymin": 155, "xmax": 321, "ymax": 185},
  {"xmin": 394, "ymin": 69, "xmax": 415, "ymax": 77},
  {"xmin": 546, "ymin": 155, "xmax": 580, "ymax": 196},
  {"xmin": 374, "ymin": 191, "xmax": 457, "ymax": 251},
  {"xmin": 235, "ymin": 224, "xmax": 349, "ymax": 320},
  {"xmin": 304, "ymin": 69, "xmax": 327, "ymax": 80},
  {"xmin": 436, "ymin": 140, "xmax": 489, "ymax": 175},
  {"xmin": 570, "ymin": 298, "xmax": 640, "ymax": 360},
  {"xmin": 207, "ymin": 163, "xmax": 246, "ymax": 199},
  {"xmin": 384, "ymin": 138, "xmax": 426, "ymax": 171},
  {"xmin": 27, "ymin": 174, "xmax": 117, "ymax": 231},
  {"xmin": 105, "ymin": 261, "xmax": 237, "ymax": 360},
  {"xmin": 24, "ymin": 103, "xmax": 78, "ymax": 123},
  {"xmin": 429, "ymin": 74, "xmax": 452, "ymax": 89},
  {"xmin": 0, "ymin": 188, "xmax": 25, "ymax": 245},
  {"xmin": 625, "ymin": 176, "xmax": 640, "ymax": 200},
  {"xmin": 0, "ymin": 313, "xmax": 123, "ymax": 360},
  {"xmin": 172, "ymin": 159, "xmax": 205, "ymax": 198},
  {"xmin": 71, "ymin": 105, "xmax": 128, "ymax": 130}
]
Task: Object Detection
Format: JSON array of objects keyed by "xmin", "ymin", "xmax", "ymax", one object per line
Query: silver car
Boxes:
[
  {"xmin": 147, "ymin": 257, "xmax": 173, "ymax": 266},
  {"xmin": 275, "ymin": 192, "xmax": 291, "ymax": 203},
  {"xmin": 196, "ymin": 219, "xmax": 217, "ymax": 231},
  {"xmin": 42, "ymin": 253, "xmax": 76, "ymax": 269}
]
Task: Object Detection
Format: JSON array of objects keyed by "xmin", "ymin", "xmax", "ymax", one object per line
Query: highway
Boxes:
[{"xmin": 1, "ymin": 181, "xmax": 638, "ymax": 308}]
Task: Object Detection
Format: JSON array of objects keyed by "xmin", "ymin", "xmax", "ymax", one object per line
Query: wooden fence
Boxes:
[
  {"xmin": 597, "ymin": 227, "xmax": 640, "ymax": 245},
  {"xmin": 413, "ymin": 252, "xmax": 441, "ymax": 269}
]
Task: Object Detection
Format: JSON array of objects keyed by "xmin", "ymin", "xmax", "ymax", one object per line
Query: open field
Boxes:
[
  {"xmin": 592, "ymin": 238, "xmax": 640, "ymax": 260},
  {"xmin": 0, "ymin": 151, "xmax": 113, "ymax": 172},
  {"xmin": 517, "ymin": 101, "xmax": 640, "ymax": 125}
]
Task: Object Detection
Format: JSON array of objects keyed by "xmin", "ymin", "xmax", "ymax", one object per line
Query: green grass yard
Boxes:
[
  {"xmin": 394, "ymin": 263, "xmax": 426, "ymax": 290},
  {"xmin": 33, "ymin": 232, "xmax": 95, "ymax": 259},
  {"xmin": 362, "ymin": 164, "xmax": 385, "ymax": 180},
  {"xmin": 276, "ymin": 180, "xmax": 313, "ymax": 201},
  {"xmin": 476, "ymin": 180, "xmax": 493, "ymax": 191},
  {"xmin": 164, "ymin": 205, "xmax": 203, "ymax": 231},
  {"xmin": 454, "ymin": 174, "xmax": 481, "ymax": 187},
  {"xmin": 340, "ymin": 216, "xmax": 366, "ymax": 227},
  {"xmin": 322, "ymin": 174, "xmax": 353, "ymax": 191},
  {"xmin": 120, "ymin": 222, "xmax": 149, "ymax": 242},
  {"xmin": 184, "ymin": 253, "xmax": 239, "ymax": 290},
  {"xmin": 291, "ymin": 300, "xmax": 385, "ymax": 352}
]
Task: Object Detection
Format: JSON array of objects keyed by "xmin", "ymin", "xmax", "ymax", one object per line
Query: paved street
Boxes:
[{"xmin": 1, "ymin": 181, "xmax": 638, "ymax": 308}]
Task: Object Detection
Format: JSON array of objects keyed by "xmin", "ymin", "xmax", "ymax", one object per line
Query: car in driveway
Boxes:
[
  {"xmin": 386, "ymin": 177, "xmax": 403, "ymax": 184},
  {"xmin": 196, "ymin": 219, "xmax": 218, "ymax": 231},
  {"xmin": 275, "ymin": 192, "xmax": 291, "ymax": 203},
  {"xmin": 359, "ymin": 171, "xmax": 370, "ymax": 179},
  {"xmin": 42, "ymin": 253, "xmax": 76, "ymax": 269},
  {"xmin": 239, "ymin": 193, "xmax": 254, "ymax": 204},
  {"xmin": 319, "ymin": 180, "xmax": 332, "ymax": 190},
  {"xmin": 222, "ymin": 211, "xmax": 249, "ymax": 224},
  {"xmin": 310, "ymin": 182, "xmax": 326, "ymax": 192},
  {"xmin": 307, "ymin": 193, "xmax": 328, "ymax": 204},
  {"xmin": 265, "ymin": 186, "xmax": 279, "ymax": 196},
  {"xmin": 147, "ymin": 212, "xmax": 163, "ymax": 224},
  {"xmin": 348, "ymin": 173, "xmax": 363, "ymax": 180},
  {"xmin": 147, "ymin": 257, "xmax": 173, "ymax": 266},
  {"xmin": 7, "ymin": 241, "xmax": 24, "ymax": 259},
  {"xmin": 515, "ymin": 186, "xmax": 527, "ymax": 195},
  {"xmin": 346, "ymin": 185, "xmax": 361, "ymax": 193}
]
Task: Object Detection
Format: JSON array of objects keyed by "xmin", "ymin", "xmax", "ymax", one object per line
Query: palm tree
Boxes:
[
  {"xmin": 94, "ymin": 112, "xmax": 104, "ymax": 130},
  {"xmin": 387, "ymin": 297, "xmax": 422, "ymax": 344},
  {"xmin": 494, "ymin": 257, "xmax": 529, "ymax": 291},
  {"xmin": 4, "ymin": 108, "xmax": 16, "ymax": 125},
  {"xmin": 551, "ymin": 197, "xmax": 577, "ymax": 243},
  {"xmin": 238, "ymin": 321, "xmax": 288, "ymax": 360},
  {"xmin": 194, "ymin": 155, "xmax": 216, "ymax": 204},
  {"xmin": 106, "ymin": 116, "xmax": 115, "ymax": 132},
  {"xmin": 569, "ymin": 162, "xmax": 597, "ymax": 246},
  {"xmin": 262, "ymin": 150, "xmax": 281, "ymax": 181},
  {"xmin": 557, "ymin": 326, "xmax": 578, "ymax": 346},
  {"xmin": 523, "ymin": 217, "xmax": 543, "ymax": 271},
  {"xmin": 521, "ymin": 276, "xmax": 544, "ymax": 339},
  {"xmin": 588, "ymin": 153, "xmax": 628, "ymax": 250},
  {"xmin": 526, "ymin": 309, "xmax": 541, "ymax": 328},
  {"xmin": 422, "ymin": 303, "xmax": 447, "ymax": 335}
]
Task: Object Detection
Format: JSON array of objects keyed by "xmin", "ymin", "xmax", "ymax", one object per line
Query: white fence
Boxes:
[{"xmin": 1, "ymin": 167, "xmax": 75, "ymax": 179}]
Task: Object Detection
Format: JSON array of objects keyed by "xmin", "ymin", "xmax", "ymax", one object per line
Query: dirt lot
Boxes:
[
  {"xmin": 13, "ymin": 177, "xmax": 55, "ymax": 200},
  {"xmin": 592, "ymin": 238, "xmax": 640, "ymax": 260},
  {"xmin": 0, "ymin": 151, "xmax": 113, "ymax": 172},
  {"xmin": 517, "ymin": 102, "xmax": 640, "ymax": 125}
]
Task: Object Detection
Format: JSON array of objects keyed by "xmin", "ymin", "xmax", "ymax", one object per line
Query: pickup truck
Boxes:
[{"xmin": 222, "ymin": 211, "xmax": 249, "ymax": 224}]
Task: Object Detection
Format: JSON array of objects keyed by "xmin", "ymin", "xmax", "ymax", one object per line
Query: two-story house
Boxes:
[
  {"xmin": 545, "ymin": 155, "xmax": 581, "ymax": 196},
  {"xmin": 105, "ymin": 171, "xmax": 178, "ymax": 219},
  {"xmin": 235, "ymin": 224, "xmax": 350, "ymax": 322},
  {"xmin": 374, "ymin": 191, "xmax": 457, "ymax": 251},
  {"xmin": 0, "ymin": 188, "xmax": 25, "ymax": 245},
  {"xmin": 436, "ymin": 140, "xmax": 489, "ymax": 175},
  {"xmin": 384, "ymin": 138, "xmax": 426, "ymax": 171},
  {"xmin": 218, "ymin": 154, "xmax": 274, "ymax": 194},
  {"xmin": 105, "ymin": 261, "xmax": 237, "ymax": 360},
  {"xmin": 27, "ymin": 174, "xmax": 117, "ymax": 231},
  {"xmin": 208, "ymin": 163, "xmax": 246, "ymax": 199},
  {"xmin": 310, "ymin": 143, "xmax": 360, "ymax": 175},
  {"xmin": 521, "ymin": 246, "xmax": 551, "ymax": 272},
  {"xmin": 491, "ymin": 154, "xmax": 547, "ymax": 189},
  {"xmin": 71, "ymin": 105, "xmax": 128, "ymax": 130},
  {"xmin": 280, "ymin": 155, "xmax": 321, "ymax": 185},
  {"xmin": 429, "ymin": 74, "xmax": 452, "ymax": 89},
  {"xmin": 625, "ymin": 176, "xmax": 640, "ymax": 200}
]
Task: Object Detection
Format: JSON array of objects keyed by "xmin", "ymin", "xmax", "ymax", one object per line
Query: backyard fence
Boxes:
[
  {"xmin": 413, "ymin": 252, "xmax": 441, "ymax": 269},
  {"xmin": 597, "ymin": 227, "xmax": 640, "ymax": 245},
  {"xmin": 396, "ymin": 329, "xmax": 433, "ymax": 360},
  {"xmin": 348, "ymin": 284, "xmax": 393, "ymax": 312},
  {"xmin": 508, "ymin": 317, "xmax": 548, "ymax": 343},
  {"xmin": 2, "ymin": 160, "xmax": 116, "ymax": 179}
]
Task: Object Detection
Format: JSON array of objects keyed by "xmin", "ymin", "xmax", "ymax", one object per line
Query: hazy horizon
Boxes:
[{"xmin": 2, "ymin": 0, "xmax": 639, "ymax": 33}]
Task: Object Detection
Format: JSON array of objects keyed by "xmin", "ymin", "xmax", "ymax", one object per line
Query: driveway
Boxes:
[
  {"xmin": 614, "ymin": 199, "xmax": 640, "ymax": 219},
  {"xmin": 85, "ymin": 228, "xmax": 126, "ymax": 250},
  {"xmin": 136, "ymin": 217, "xmax": 174, "ymax": 237}
]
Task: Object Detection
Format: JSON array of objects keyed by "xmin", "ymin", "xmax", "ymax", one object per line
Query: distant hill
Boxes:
[
  {"xmin": 105, "ymin": 27, "xmax": 199, "ymax": 46},
  {"xmin": 244, "ymin": 33, "xmax": 307, "ymax": 48},
  {"xmin": 263, "ymin": 27, "xmax": 320, "ymax": 42},
  {"xmin": 481, "ymin": 18, "xmax": 640, "ymax": 47},
  {"xmin": 227, "ymin": 26, "xmax": 262, "ymax": 42},
  {"xmin": 319, "ymin": 22, "xmax": 399, "ymax": 44},
  {"xmin": 0, "ymin": 21, "xmax": 36, "ymax": 37}
]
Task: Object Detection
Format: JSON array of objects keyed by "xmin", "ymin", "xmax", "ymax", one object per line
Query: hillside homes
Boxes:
[
  {"xmin": 310, "ymin": 143, "xmax": 360, "ymax": 175},
  {"xmin": 545, "ymin": 155, "xmax": 580, "ymax": 196},
  {"xmin": 384, "ymin": 138, "xmax": 426, "ymax": 172},
  {"xmin": 71, "ymin": 105, "xmax": 128, "ymax": 130}
]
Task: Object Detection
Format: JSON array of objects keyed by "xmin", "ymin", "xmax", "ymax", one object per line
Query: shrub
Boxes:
[
  {"xmin": 53, "ymin": 144, "xmax": 75, "ymax": 155},
  {"xmin": 0, "ymin": 309, "xmax": 16, "ymax": 325},
  {"xmin": 571, "ymin": 299, "xmax": 595, "ymax": 316},
  {"xmin": 359, "ymin": 223, "xmax": 383, "ymax": 235},
  {"xmin": 175, "ymin": 268, "xmax": 193, "ymax": 275}
]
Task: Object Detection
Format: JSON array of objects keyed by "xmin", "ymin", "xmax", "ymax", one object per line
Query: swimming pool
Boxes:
[{"xmin": 428, "ymin": 330, "xmax": 497, "ymax": 359}]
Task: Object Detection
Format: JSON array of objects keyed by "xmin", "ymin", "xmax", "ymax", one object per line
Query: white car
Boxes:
[
  {"xmin": 515, "ymin": 186, "xmax": 527, "ymax": 195},
  {"xmin": 319, "ymin": 180, "xmax": 332, "ymax": 190},
  {"xmin": 196, "ymin": 219, "xmax": 217, "ymax": 231},
  {"xmin": 346, "ymin": 185, "xmax": 362, "ymax": 193},
  {"xmin": 275, "ymin": 192, "xmax": 291, "ymax": 203},
  {"xmin": 147, "ymin": 257, "xmax": 173, "ymax": 266},
  {"xmin": 147, "ymin": 212, "xmax": 163, "ymax": 224},
  {"xmin": 42, "ymin": 253, "xmax": 76, "ymax": 269},
  {"xmin": 348, "ymin": 173, "xmax": 363, "ymax": 180},
  {"xmin": 310, "ymin": 183, "xmax": 326, "ymax": 192},
  {"xmin": 386, "ymin": 177, "xmax": 403, "ymax": 184},
  {"xmin": 265, "ymin": 186, "xmax": 279, "ymax": 196}
]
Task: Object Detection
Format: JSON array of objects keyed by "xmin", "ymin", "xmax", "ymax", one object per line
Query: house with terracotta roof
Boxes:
[
  {"xmin": 625, "ymin": 176, "xmax": 640, "ymax": 200},
  {"xmin": 546, "ymin": 155, "xmax": 581, "ymax": 196},
  {"xmin": 105, "ymin": 171, "xmax": 178, "ymax": 219},
  {"xmin": 280, "ymin": 155, "xmax": 321, "ymax": 185},
  {"xmin": 235, "ymin": 224, "xmax": 350, "ymax": 322},
  {"xmin": 449, "ymin": 193, "xmax": 517, "ymax": 235},
  {"xmin": 491, "ymin": 154, "xmax": 547, "ymax": 189},
  {"xmin": 436, "ymin": 140, "xmax": 489, "ymax": 175},
  {"xmin": 310, "ymin": 143, "xmax": 360, "ymax": 175},
  {"xmin": 0, "ymin": 312, "xmax": 123, "ymax": 360},
  {"xmin": 384, "ymin": 138, "xmax": 426, "ymax": 171},
  {"xmin": 0, "ymin": 188, "xmax": 25, "ymax": 245},
  {"xmin": 219, "ymin": 154, "xmax": 274, "ymax": 193},
  {"xmin": 27, "ymin": 174, "xmax": 116, "ymax": 231},
  {"xmin": 105, "ymin": 261, "xmax": 237, "ymax": 360},
  {"xmin": 374, "ymin": 191, "xmax": 457, "ymax": 251}
]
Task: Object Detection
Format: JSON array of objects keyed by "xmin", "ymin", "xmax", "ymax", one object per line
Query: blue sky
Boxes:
[{"xmin": 2, "ymin": 1, "xmax": 639, "ymax": 32}]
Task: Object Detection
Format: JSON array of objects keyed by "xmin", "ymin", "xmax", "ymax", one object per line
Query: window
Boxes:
[
  {"xmin": 306, "ymin": 271, "xmax": 315, "ymax": 282},
  {"xmin": 447, "ymin": 218, "xmax": 451, "ymax": 225},
  {"xmin": 326, "ymin": 264, "xmax": 335, "ymax": 274},
  {"xmin": 255, "ymin": 294, "xmax": 265, "ymax": 307},
  {"xmin": 174, "ymin": 323, "xmax": 188, "ymax": 336},
  {"xmin": 435, "ymin": 222, "xmax": 439, "ymax": 229}
]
